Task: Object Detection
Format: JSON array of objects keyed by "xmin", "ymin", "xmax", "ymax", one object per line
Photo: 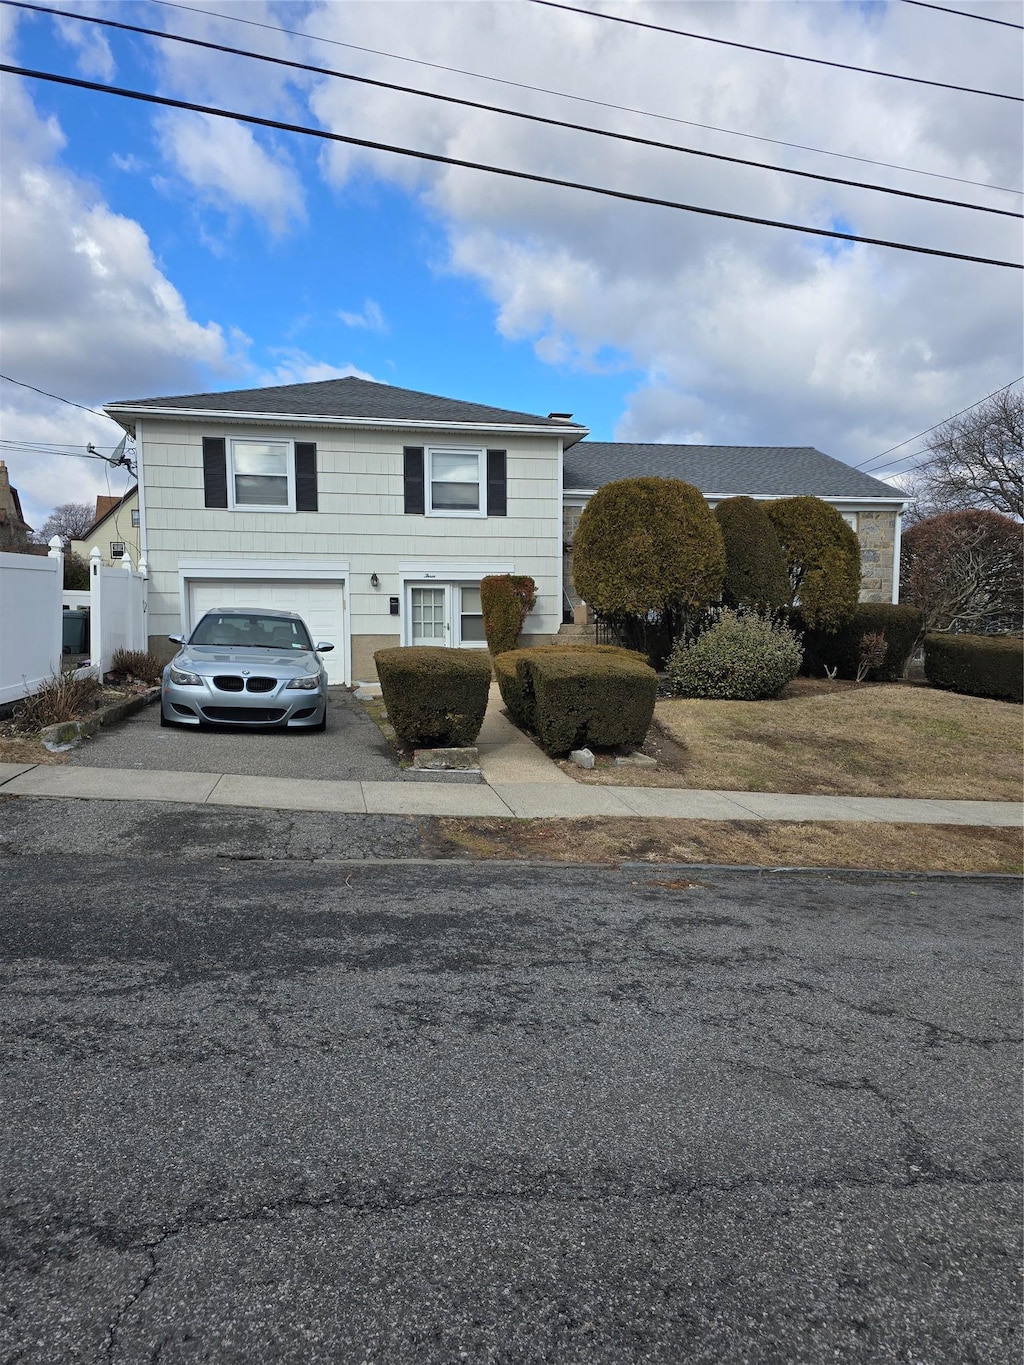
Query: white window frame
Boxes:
[
  {"xmin": 228, "ymin": 437, "xmax": 295, "ymax": 513},
  {"xmin": 425, "ymin": 445, "xmax": 486, "ymax": 518}
]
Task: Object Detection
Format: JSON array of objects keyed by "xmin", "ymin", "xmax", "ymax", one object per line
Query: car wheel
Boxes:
[{"xmin": 159, "ymin": 705, "xmax": 177, "ymax": 728}]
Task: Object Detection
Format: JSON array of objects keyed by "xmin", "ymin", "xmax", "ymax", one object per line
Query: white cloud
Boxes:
[
  {"xmin": 53, "ymin": 14, "xmax": 115, "ymax": 82},
  {"xmin": 303, "ymin": 0, "xmax": 1022, "ymax": 470},
  {"xmin": 0, "ymin": 61, "xmax": 232, "ymax": 528},
  {"xmin": 156, "ymin": 112, "xmax": 305, "ymax": 237},
  {"xmin": 338, "ymin": 299, "xmax": 388, "ymax": 332},
  {"xmin": 259, "ymin": 350, "xmax": 376, "ymax": 386}
]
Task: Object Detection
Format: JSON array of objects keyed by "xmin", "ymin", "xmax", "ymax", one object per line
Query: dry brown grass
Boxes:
[
  {"xmin": 439, "ymin": 816, "xmax": 1022, "ymax": 874},
  {"xmin": 0, "ymin": 735, "xmax": 67, "ymax": 765},
  {"xmin": 567, "ymin": 681, "xmax": 1022, "ymax": 801}
]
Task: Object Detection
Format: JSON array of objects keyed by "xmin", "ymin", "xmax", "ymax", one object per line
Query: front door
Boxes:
[{"xmin": 410, "ymin": 585, "xmax": 450, "ymax": 646}]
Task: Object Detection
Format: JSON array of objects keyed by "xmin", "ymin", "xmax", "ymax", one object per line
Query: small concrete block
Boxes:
[
  {"xmin": 614, "ymin": 751, "xmax": 658, "ymax": 769},
  {"xmin": 570, "ymin": 748, "xmax": 595, "ymax": 769},
  {"xmin": 413, "ymin": 747, "xmax": 480, "ymax": 771},
  {"xmin": 353, "ymin": 685, "xmax": 382, "ymax": 700},
  {"xmin": 407, "ymin": 768, "xmax": 483, "ymax": 784}
]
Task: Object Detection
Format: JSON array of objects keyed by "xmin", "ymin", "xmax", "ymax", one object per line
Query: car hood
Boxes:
[{"xmin": 173, "ymin": 646, "xmax": 321, "ymax": 678}]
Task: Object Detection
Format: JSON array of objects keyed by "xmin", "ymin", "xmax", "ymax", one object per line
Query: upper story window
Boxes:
[
  {"xmin": 131, "ymin": 508, "xmax": 140, "ymax": 527},
  {"xmin": 230, "ymin": 439, "xmax": 293, "ymax": 510},
  {"xmin": 427, "ymin": 447, "xmax": 485, "ymax": 516}
]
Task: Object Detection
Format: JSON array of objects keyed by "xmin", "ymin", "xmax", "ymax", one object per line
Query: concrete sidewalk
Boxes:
[{"xmin": 0, "ymin": 761, "xmax": 1020, "ymax": 826}]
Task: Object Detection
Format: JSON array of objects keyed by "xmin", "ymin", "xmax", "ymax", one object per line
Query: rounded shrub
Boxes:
[
  {"xmin": 374, "ymin": 646, "xmax": 492, "ymax": 748},
  {"xmin": 573, "ymin": 477, "xmax": 726, "ymax": 633},
  {"xmin": 714, "ymin": 496, "xmax": 790, "ymax": 611},
  {"xmin": 765, "ymin": 496, "xmax": 861, "ymax": 630},
  {"xmin": 480, "ymin": 574, "xmax": 537, "ymax": 655},
  {"xmin": 665, "ymin": 610, "xmax": 803, "ymax": 700}
]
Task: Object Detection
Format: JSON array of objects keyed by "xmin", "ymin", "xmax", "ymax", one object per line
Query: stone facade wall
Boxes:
[{"xmin": 855, "ymin": 510, "xmax": 898, "ymax": 603}]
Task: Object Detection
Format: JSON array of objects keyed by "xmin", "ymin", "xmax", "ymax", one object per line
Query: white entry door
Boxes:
[
  {"xmin": 187, "ymin": 578, "xmax": 347, "ymax": 683},
  {"xmin": 407, "ymin": 583, "xmax": 486, "ymax": 649}
]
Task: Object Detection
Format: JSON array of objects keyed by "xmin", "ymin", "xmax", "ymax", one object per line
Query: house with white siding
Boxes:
[{"xmin": 104, "ymin": 377, "xmax": 907, "ymax": 686}]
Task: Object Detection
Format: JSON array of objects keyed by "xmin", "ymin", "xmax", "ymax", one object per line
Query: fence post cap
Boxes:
[
  {"xmin": 138, "ymin": 558, "xmax": 149, "ymax": 577},
  {"xmin": 47, "ymin": 535, "xmax": 63, "ymax": 557},
  {"xmin": 89, "ymin": 546, "xmax": 101, "ymax": 560}
]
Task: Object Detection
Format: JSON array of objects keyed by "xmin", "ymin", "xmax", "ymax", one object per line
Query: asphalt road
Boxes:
[
  {"xmin": 66, "ymin": 687, "xmax": 415, "ymax": 781},
  {"xmin": 0, "ymin": 799, "xmax": 1020, "ymax": 1364}
]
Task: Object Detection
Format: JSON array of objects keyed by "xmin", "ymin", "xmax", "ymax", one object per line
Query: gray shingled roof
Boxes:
[
  {"xmin": 106, "ymin": 376, "xmax": 585, "ymax": 432},
  {"xmin": 564, "ymin": 442, "xmax": 903, "ymax": 500}
]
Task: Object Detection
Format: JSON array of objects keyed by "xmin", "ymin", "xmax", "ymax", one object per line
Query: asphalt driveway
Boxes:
[{"xmin": 67, "ymin": 687, "xmax": 414, "ymax": 781}]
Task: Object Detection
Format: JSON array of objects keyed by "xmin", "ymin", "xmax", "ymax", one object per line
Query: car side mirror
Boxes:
[
  {"xmin": 316, "ymin": 641, "xmax": 335, "ymax": 652},
  {"xmin": 168, "ymin": 634, "xmax": 184, "ymax": 645}
]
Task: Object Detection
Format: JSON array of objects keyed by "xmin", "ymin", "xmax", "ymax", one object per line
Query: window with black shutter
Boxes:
[
  {"xmin": 404, "ymin": 446, "xmax": 425, "ymax": 515},
  {"xmin": 295, "ymin": 442, "xmax": 318, "ymax": 512},
  {"xmin": 202, "ymin": 437, "xmax": 228, "ymax": 508},
  {"xmin": 486, "ymin": 449, "xmax": 507, "ymax": 517}
]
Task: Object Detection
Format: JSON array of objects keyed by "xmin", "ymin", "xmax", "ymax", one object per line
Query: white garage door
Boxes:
[{"xmin": 187, "ymin": 579, "xmax": 346, "ymax": 683}]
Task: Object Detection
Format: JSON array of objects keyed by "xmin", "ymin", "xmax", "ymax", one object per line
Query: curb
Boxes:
[{"xmin": 40, "ymin": 686, "xmax": 161, "ymax": 752}]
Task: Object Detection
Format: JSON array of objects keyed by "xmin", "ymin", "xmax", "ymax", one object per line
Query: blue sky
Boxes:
[{"xmin": 1, "ymin": 0, "xmax": 1020, "ymax": 529}]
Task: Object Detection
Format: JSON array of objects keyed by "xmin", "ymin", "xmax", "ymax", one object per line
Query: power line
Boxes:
[
  {"xmin": 899, "ymin": 0, "xmax": 1024, "ymax": 30},
  {"xmin": 0, "ymin": 372, "xmax": 117, "ymax": 419},
  {"xmin": 15, "ymin": 0, "xmax": 1018, "ymax": 220},
  {"xmin": 853, "ymin": 377, "xmax": 1024, "ymax": 471},
  {"xmin": 529, "ymin": 0, "xmax": 1023, "ymax": 103},
  {"xmin": 145, "ymin": 0, "xmax": 1021, "ymax": 197},
  {"xmin": 5, "ymin": 62, "xmax": 1021, "ymax": 269}
]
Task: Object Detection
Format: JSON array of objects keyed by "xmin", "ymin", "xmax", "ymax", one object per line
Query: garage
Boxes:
[{"xmin": 186, "ymin": 577, "xmax": 348, "ymax": 684}]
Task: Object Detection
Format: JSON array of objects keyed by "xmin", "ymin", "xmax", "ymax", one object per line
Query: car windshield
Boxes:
[{"xmin": 189, "ymin": 613, "xmax": 314, "ymax": 651}]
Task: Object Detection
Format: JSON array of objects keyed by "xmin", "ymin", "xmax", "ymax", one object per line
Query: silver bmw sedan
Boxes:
[{"xmin": 160, "ymin": 608, "xmax": 334, "ymax": 731}]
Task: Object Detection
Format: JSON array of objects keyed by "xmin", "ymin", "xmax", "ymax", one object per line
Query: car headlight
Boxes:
[
  {"xmin": 286, "ymin": 674, "xmax": 321, "ymax": 690},
  {"xmin": 169, "ymin": 665, "xmax": 202, "ymax": 686}
]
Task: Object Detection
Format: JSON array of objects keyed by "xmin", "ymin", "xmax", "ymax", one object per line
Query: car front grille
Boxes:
[
  {"xmin": 213, "ymin": 675, "xmax": 277, "ymax": 693},
  {"xmin": 201, "ymin": 706, "xmax": 287, "ymax": 723}
]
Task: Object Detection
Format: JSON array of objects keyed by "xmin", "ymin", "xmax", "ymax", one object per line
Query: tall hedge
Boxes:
[
  {"xmin": 794, "ymin": 603, "xmax": 924, "ymax": 682},
  {"xmin": 923, "ymin": 633, "xmax": 1022, "ymax": 703},
  {"xmin": 374, "ymin": 646, "xmax": 492, "ymax": 747},
  {"xmin": 766, "ymin": 496, "xmax": 861, "ymax": 630},
  {"xmin": 480, "ymin": 574, "xmax": 537, "ymax": 655},
  {"xmin": 714, "ymin": 496, "xmax": 790, "ymax": 611},
  {"xmin": 572, "ymin": 477, "xmax": 726, "ymax": 659}
]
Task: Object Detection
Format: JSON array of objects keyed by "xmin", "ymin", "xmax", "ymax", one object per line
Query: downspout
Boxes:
[{"xmin": 892, "ymin": 504, "xmax": 903, "ymax": 604}]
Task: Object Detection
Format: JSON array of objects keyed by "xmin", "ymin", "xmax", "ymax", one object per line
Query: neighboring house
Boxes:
[
  {"xmin": 563, "ymin": 443, "xmax": 907, "ymax": 613},
  {"xmin": 0, "ymin": 459, "xmax": 40, "ymax": 552},
  {"xmin": 70, "ymin": 485, "xmax": 140, "ymax": 566},
  {"xmin": 103, "ymin": 377, "xmax": 908, "ymax": 685},
  {"xmin": 103, "ymin": 380, "xmax": 585, "ymax": 684}
]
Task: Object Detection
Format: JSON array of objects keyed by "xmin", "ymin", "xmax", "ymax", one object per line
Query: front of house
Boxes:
[{"xmin": 104, "ymin": 377, "xmax": 907, "ymax": 686}]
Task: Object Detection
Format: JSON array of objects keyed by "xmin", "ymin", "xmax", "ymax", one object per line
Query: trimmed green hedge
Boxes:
[
  {"xmin": 374, "ymin": 646, "xmax": 492, "ymax": 747},
  {"xmin": 480, "ymin": 574, "xmax": 537, "ymax": 655},
  {"xmin": 923, "ymin": 634, "xmax": 1023, "ymax": 703},
  {"xmin": 495, "ymin": 644, "xmax": 655, "ymax": 754},
  {"xmin": 795, "ymin": 603, "xmax": 924, "ymax": 682}
]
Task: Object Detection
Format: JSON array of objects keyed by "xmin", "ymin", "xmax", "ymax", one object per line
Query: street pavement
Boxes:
[{"xmin": 0, "ymin": 806, "xmax": 1020, "ymax": 1364}]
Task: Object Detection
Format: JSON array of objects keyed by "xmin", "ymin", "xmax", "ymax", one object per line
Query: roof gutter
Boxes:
[
  {"xmin": 104, "ymin": 404, "xmax": 589, "ymax": 442},
  {"xmin": 563, "ymin": 487, "xmax": 909, "ymax": 506}
]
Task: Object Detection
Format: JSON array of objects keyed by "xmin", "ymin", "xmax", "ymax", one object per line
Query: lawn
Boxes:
[{"xmin": 568, "ymin": 679, "xmax": 1023, "ymax": 801}]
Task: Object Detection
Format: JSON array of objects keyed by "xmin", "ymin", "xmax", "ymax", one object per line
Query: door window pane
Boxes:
[
  {"xmin": 411, "ymin": 587, "xmax": 446, "ymax": 642},
  {"xmin": 430, "ymin": 451, "xmax": 480, "ymax": 511},
  {"xmin": 233, "ymin": 442, "xmax": 289, "ymax": 506}
]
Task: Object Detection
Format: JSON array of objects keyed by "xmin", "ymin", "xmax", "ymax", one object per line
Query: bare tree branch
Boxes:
[{"xmin": 915, "ymin": 388, "xmax": 1023, "ymax": 518}]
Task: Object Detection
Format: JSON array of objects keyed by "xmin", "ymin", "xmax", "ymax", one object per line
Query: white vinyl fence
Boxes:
[
  {"xmin": 0, "ymin": 539, "xmax": 149, "ymax": 706},
  {"xmin": 0, "ymin": 540, "xmax": 64, "ymax": 705}
]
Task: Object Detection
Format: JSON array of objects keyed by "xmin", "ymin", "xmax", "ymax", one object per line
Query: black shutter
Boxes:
[
  {"xmin": 404, "ymin": 446, "xmax": 425, "ymax": 515},
  {"xmin": 202, "ymin": 437, "xmax": 227, "ymax": 508},
  {"xmin": 486, "ymin": 449, "xmax": 507, "ymax": 517},
  {"xmin": 295, "ymin": 442, "xmax": 318, "ymax": 512}
]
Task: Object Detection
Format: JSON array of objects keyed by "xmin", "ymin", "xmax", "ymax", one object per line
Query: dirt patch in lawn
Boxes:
[
  {"xmin": 438, "ymin": 817, "xmax": 1022, "ymax": 874},
  {"xmin": 559, "ymin": 681, "xmax": 1022, "ymax": 801}
]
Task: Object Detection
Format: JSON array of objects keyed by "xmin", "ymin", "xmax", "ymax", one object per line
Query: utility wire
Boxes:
[
  {"xmin": 4, "ymin": 61, "xmax": 1021, "ymax": 270},
  {"xmin": 15, "ymin": 0, "xmax": 1018, "ymax": 219},
  {"xmin": 853, "ymin": 377, "xmax": 1024, "ymax": 471},
  {"xmin": 0, "ymin": 372, "xmax": 117, "ymax": 420},
  {"xmin": 144, "ymin": 0, "xmax": 1021, "ymax": 196},
  {"xmin": 529, "ymin": 0, "xmax": 1023, "ymax": 102},
  {"xmin": 899, "ymin": 0, "xmax": 1024, "ymax": 30}
]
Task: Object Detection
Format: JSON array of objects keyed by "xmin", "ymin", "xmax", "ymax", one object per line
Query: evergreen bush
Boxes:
[
  {"xmin": 665, "ymin": 610, "xmax": 803, "ymax": 700},
  {"xmin": 374, "ymin": 646, "xmax": 492, "ymax": 747},
  {"xmin": 923, "ymin": 633, "xmax": 1022, "ymax": 703},
  {"xmin": 479, "ymin": 574, "xmax": 537, "ymax": 654},
  {"xmin": 766, "ymin": 496, "xmax": 861, "ymax": 629},
  {"xmin": 495, "ymin": 643, "xmax": 646, "ymax": 732},
  {"xmin": 794, "ymin": 603, "xmax": 923, "ymax": 681},
  {"xmin": 714, "ymin": 496, "xmax": 790, "ymax": 611}
]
